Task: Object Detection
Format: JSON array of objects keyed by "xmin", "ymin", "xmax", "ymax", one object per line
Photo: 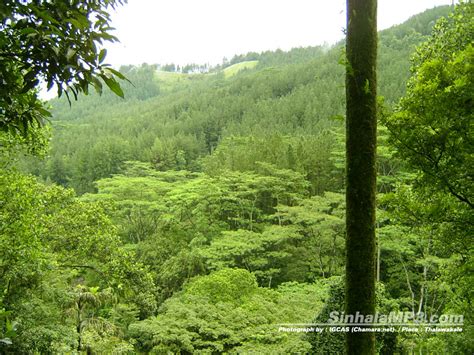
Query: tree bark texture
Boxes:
[{"xmin": 345, "ymin": 0, "xmax": 377, "ymax": 354}]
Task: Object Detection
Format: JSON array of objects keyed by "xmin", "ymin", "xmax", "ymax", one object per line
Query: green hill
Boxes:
[{"xmin": 19, "ymin": 6, "xmax": 452, "ymax": 195}]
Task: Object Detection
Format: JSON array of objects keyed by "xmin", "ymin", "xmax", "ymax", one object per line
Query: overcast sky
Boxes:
[{"xmin": 104, "ymin": 0, "xmax": 453, "ymax": 67}]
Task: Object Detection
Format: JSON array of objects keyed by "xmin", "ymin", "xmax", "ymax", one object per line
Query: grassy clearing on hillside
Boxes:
[
  {"xmin": 154, "ymin": 70, "xmax": 191, "ymax": 92},
  {"xmin": 223, "ymin": 60, "xmax": 259, "ymax": 78},
  {"xmin": 155, "ymin": 70, "xmax": 187, "ymax": 83}
]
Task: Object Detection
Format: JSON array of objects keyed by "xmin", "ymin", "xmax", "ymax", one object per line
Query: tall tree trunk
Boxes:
[{"xmin": 345, "ymin": 0, "xmax": 378, "ymax": 354}]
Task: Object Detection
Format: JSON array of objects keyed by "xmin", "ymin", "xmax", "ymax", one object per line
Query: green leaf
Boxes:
[
  {"xmin": 105, "ymin": 67, "xmax": 128, "ymax": 81},
  {"xmin": 46, "ymin": 79, "xmax": 54, "ymax": 91},
  {"xmin": 99, "ymin": 48, "xmax": 107, "ymax": 64},
  {"xmin": 67, "ymin": 18, "xmax": 85, "ymax": 29},
  {"xmin": 36, "ymin": 107, "xmax": 52, "ymax": 118},
  {"xmin": 20, "ymin": 27, "xmax": 37, "ymax": 36},
  {"xmin": 90, "ymin": 75, "xmax": 103, "ymax": 95},
  {"xmin": 100, "ymin": 74, "xmax": 124, "ymax": 98},
  {"xmin": 66, "ymin": 48, "xmax": 76, "ymax": 60},
  {"xmin": 32, "ymin": 8, "xmax": 59, "ymax": 25}
]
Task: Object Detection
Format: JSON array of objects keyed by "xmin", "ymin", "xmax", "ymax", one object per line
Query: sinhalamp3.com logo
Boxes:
[{"xmin": 277, "ymin": 311, "xmax": 464, "ymax": 333}]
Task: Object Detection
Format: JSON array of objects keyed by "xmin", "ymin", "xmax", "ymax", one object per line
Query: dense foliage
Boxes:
[
  {"xmin": 0, "ymin": 0, "xmax": 126, "ymax": 137},
  {"xmin": 1, "ymin": 3, "xmax": 472, "ymax": 353}
]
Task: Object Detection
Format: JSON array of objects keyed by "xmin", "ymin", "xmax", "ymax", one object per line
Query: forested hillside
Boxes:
[
  {"xmin": 2, "ymin": 4, "xmax": 472, "ymax": 353},
  {"xmin": 17, "ymin": 5, "xmax": 451, "ymax": 195}
]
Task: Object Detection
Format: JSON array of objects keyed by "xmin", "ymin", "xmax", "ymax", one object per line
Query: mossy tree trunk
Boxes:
[{"xmin": 345, "ymin": 0, "xmax": 377, "ymax": 354}]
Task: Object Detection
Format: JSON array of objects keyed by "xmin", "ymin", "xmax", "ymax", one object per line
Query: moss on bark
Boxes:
[{"xmin": 345, "ymin": 0, "xmax": 378, "ymax": 353}]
